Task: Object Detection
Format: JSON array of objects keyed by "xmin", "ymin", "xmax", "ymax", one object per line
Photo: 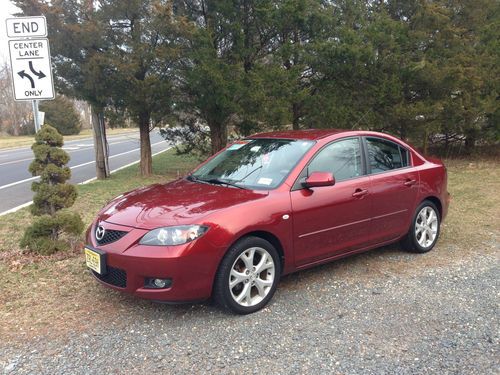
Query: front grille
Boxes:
[
  {"xmin": 92, "ymin": 266, "xmax": 127, "ymax": 288},
  {"xmin": 96, "ymin": 229, "xmax": 128, "ymax": 246}
]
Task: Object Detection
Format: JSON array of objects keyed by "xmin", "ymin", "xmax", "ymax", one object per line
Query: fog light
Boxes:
[
  {"xmin": 154, "ymin": 279, "xmax": 167, "ymax": 288},
  {"xmin": 145, "ymin": 278, "xmax": 172, "ymax": 289}
]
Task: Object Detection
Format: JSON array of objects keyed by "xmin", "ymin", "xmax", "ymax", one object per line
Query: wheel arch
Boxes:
[
  {"xmin": 211, "ymin": 230, "xmax": 286, "ymax": 293},
  {"xmin": 226, "ymin": 230, "xmax": 285, "ymax": 272},
  {"xmin": 421, "ymin": 196, "xmax": 442, "ymax": 218}
]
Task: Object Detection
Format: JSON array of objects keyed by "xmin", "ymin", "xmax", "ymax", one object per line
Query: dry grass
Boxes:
[
  {"xmin": 0, "ymin": 155, "xmax": 498, "ymax": 342},
  {"xmin": 0, "ymin": 128, "xmax": 138, "ymax": 150}
]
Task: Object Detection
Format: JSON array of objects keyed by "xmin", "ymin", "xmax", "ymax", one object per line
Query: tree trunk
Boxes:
[
  {"xmin": 464, "ymin": 130, "xmax": 476, "ymax": 155},
  {"xmin": 399, "ymin": 124, "xmax": 407, "ymax": 141},
  {"xmin": 422, "ymin": 128, "xmax": 429, "ymax": 156},
  {"xmin": 292, "ymin": 102, "xmax": 300, "ymax": 130},
  {"xmin": 91, "ymin": 106, "xmax": 109, "ymax": 179},
  {"xmin": 139, "ymin": 113, "xmax": 152, "ymax": 176},
  {"xmin": 209, "ymin": 123, "xmax": 228, "ymax": 154}
]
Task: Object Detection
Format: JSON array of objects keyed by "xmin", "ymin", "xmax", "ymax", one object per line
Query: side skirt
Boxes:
[{"xmin": 292, "ymin": 236, "xmax": 403, "ymax": 272}]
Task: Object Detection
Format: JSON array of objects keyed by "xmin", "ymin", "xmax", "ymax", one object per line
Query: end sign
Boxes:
[
  {"xmin": 6, "ymin": 16, "xmax": 47, "ymax": 38},
  {"xmin": 6, "ymin": 16, "xmax": 54, "ymax": 101}
]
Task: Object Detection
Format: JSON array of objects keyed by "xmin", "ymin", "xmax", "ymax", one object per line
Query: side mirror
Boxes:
[{"xmin": 302, "ymin": 171, "xmax": 335, "ymax": 188}]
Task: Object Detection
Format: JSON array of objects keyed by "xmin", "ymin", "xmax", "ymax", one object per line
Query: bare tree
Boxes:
[{"xmin": 0, "ymin": 63, "xmax": 32, "ymax": 135}]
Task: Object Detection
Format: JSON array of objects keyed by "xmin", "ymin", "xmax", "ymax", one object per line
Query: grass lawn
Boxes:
[
  {"xmin": 0, "ymin": 127, "xmax": 138, "ymax": 150},
  {"xmin": 0, "ymin": 152, "xmax": 498, "ymax": 341}
]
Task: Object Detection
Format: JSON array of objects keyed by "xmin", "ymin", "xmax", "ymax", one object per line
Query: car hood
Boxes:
[{"xmin": 98, "ymin": 179, "xmax": 268, "ymax": 229}]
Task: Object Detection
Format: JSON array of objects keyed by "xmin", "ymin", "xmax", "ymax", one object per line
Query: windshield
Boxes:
[{"xmin": 191, "ymin": 138, "xmax": 315, "ymax": 190}]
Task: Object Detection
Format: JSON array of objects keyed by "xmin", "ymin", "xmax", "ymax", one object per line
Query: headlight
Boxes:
[{"xmin": 139, "ymin": 225, "xmax": 209, "ymax": 246}]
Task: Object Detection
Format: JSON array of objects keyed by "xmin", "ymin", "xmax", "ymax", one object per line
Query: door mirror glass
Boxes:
[{"xmin": 303, "ymin": 171, "xmax": 335, "ymax": 188}]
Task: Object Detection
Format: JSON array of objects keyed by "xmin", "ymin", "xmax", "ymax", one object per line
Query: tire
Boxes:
[
  {"xmin": 214, "ymin": 236, "xmax": 281, "ymax": 314},
  {"xmin": 401, "ymin": 200, "xmax": 441, "ymax": 253}
]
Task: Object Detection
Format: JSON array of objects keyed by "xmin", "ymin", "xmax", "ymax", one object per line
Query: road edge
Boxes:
[{"xmin": 0, "ymin": 146, "xmax": 172, "ymax": 216}]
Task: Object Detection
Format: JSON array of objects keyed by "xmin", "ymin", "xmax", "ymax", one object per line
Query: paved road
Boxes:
[{"xmin": 0, "ymin": 130, "xmax": 170, "ymax": 214}]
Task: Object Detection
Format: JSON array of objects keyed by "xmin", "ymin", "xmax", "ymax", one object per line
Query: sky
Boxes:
[{"xmin": 0, "ymin": 0, "xmax": 22, "ymax": 64}]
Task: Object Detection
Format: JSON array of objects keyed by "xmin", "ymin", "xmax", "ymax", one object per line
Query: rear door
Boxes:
[
  {"xmin": 364, "ymin": 136, "xmax": 419, "ymax": 243},
  {"xmin": 290, "ymin": 137, "xmax": 373, "ymax": 266}
]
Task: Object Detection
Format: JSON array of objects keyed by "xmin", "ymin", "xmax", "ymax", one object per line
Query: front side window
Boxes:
[
  {"xmin": 191, "ymin": 138, "xmax": 314, "ymax": 189},
  {"xmin": 307, "ymin": 138, "xmax": 362, "ymax": 182},
  {"xmin": 366, "ymin": 137, "xmax": 410, "ymax": 173}
]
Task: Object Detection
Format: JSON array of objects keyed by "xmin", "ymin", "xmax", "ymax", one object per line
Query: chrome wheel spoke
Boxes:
[
  {"xmin": 419, "ymin": 211, "xmax": 426, "ymax": 225},
  {"xmin": 254, "ymin": 278, "xmax": 272, "ymax": 297},
  {"xmin": 427, "ymin": 210, "xmax": 436, "ymax": 226},
  {"xmin": 255, "ymin": 253, "xmax": 273, "ymax": 273},
  {"xmin": 241, "ymin": 248, "xmax": 256, "ymax": 269},
  {"xmin": 236, "ymin": 283, "xmax": 252, "ymax": 304},
  {"xmin": 229, "ymin": 269, "xmax": 247, "ymax": 288},
  {"xmin": 419, "ymin": 230, "xmax": 427, "ymax": 246}
]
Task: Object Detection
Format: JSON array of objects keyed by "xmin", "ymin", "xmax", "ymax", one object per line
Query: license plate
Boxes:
[{"xmin": 85, "ymin": 247, "xmax": 106, "ymax": 274}]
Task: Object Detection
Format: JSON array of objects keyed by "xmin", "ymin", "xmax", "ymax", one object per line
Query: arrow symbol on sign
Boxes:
[
  {"xmin": 17, "ymin": 70, "xmax": 35, "ymax": 89},
  {"xmin": 29, "ymin": 61, "xmax": 46, "ymax": 79}
]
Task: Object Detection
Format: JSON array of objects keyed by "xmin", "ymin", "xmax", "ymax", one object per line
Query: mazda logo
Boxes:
[{"xmin": 95, "ymin": 225, "xmax": 106, "ymax": 241}]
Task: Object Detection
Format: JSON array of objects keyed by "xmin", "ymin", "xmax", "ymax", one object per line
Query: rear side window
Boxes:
[
  {"xmin": 307, "ymin": 138, "xmax": 362, "ymax": 182},
  {"xmin": 366, "ymin": 137, "xmax": 410, "ymax": 173}
]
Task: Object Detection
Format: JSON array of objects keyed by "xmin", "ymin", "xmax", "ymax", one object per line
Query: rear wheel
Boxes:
[
  {"xmin": 214, "ymin": 236, "xmax": 281, "ymax": 314},
  {"xmin": 401, "ymin": 200, "xmax": 440, "ymax": 253}
]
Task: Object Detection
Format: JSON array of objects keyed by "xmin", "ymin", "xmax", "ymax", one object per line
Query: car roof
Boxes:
[
  {"xmin": 250, "ymin": 129, "xmax": 348, "ymax": 140},
  {"xmin": 248, "ymin": 129, "xmax": 426, "ymax": 162}
]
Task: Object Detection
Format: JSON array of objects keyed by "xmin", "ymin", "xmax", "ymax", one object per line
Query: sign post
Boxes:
[{"xmin": 5, "ymin": 16, "xmax": 54, "ymax": 132}]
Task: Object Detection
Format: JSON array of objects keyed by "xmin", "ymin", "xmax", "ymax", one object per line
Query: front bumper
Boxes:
[{"xmin": 85, "ymin": 221, "xmax": 225, "ymax": 302}]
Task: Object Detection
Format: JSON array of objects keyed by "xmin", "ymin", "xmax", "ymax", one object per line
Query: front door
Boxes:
[{"xmin": 291, "ymin": 138, "xmax": 373, "ymax": 267}]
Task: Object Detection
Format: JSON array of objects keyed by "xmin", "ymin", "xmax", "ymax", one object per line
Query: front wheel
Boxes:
[
  {"xmin": 401, "ymin": 200, "xmax": 441, "ymax": 253},
  {"xmin": 214, "ymin": 236, "xmax": 281, "ymax": 314}
]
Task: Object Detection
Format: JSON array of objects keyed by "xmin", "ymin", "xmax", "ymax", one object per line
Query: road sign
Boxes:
[
  {"xmin": 6, "ymin": 16, "xmax": 47, "ymax": 38},
  {"xmin": 8, "ymin": 38, "xmax": 55, "ymax": 101}
]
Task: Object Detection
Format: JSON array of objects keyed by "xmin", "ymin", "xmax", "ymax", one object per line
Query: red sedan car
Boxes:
[{"xmin": 85, "ymin": 129, "xmax": 449, "ymax": 314}]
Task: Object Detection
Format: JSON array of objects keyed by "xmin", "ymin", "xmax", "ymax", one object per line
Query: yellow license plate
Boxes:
[{"xmin": 85, "ymin": 247, "xmax": 104, "ymax": 274}]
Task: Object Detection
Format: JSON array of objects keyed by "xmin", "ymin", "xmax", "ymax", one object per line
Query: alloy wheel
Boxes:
[
  {"xmin": 415, "ymin": 206, "xmax": 438, "ymax": 249},
  {"xmin": 229, "ymin": 247, "xmax": 275, "ymax": 307}
]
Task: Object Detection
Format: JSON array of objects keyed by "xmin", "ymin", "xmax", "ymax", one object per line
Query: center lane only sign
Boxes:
[{"xmin": 8, "ymin": 38, "xmax": 55, "ymax": 100}]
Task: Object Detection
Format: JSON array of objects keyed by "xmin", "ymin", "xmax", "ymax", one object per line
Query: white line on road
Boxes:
[
  {"xmin": 0, "ymin": 145, "xmax": 173, "ymax": 216},
  {"xmin": 0, "ymin": 157, "xmax": 35, "ymax": 167},
  {"xmin": 0, "ymin": 140, "xmax": 134, "ymax": 165},
  {"xmin": 0, "ymin": 140, "xmax": 167, "ymax": 191},
  {"xmin": 0, "ymin": 131, "xmax": 140, "ymax": 155},
  {"xmin": 79, "ymin": 146, "xmax": 173, "ymax": 184},
  {"xmin": 0, "ymin": 201, "xmax": 34, "ymax": 216}
]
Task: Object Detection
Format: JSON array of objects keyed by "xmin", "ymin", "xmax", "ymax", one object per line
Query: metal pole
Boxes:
[{"xmin": 32, "ymin": 99, "xmax": 40, "ymax": 132}]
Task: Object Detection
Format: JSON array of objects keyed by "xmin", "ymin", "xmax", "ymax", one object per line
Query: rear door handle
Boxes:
[
  {"xmin": 352, "ymin": 188, "xmax": 368, "ymax": 198},
  {"xmin": 404, "ymin": 179, "xmax": 417, "ymax": 187}
]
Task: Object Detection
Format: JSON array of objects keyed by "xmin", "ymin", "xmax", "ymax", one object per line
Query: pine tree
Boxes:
[{"xmin": 20, "ymin": 125, "xmax": 83, "ymax": 254}]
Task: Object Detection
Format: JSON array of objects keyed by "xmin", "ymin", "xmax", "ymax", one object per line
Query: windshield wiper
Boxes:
[
  {"xmin": 201, "ymin": 177, "xmax": 248, "ymax": 190},
  {"xmin": 235, "ymin": 165, "xmax": 262, "ymax": 182}
]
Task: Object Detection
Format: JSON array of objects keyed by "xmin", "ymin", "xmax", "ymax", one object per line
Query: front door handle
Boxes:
[
  {"xmin": 352, "ymin": 188, "xmax": 368, "ymax": 198},
  {"xmin": 404, "ymin": 179, "xmax": 417, "ymax": 187}
]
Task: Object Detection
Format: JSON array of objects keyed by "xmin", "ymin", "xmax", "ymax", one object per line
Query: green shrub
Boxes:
[
  {"xmin": 21, "ymin": 125, "xmax": 83, "ymax": 254},
  {"xmin": 20, "ymin": 212, "xmax": 84, "ymax": 255}
]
